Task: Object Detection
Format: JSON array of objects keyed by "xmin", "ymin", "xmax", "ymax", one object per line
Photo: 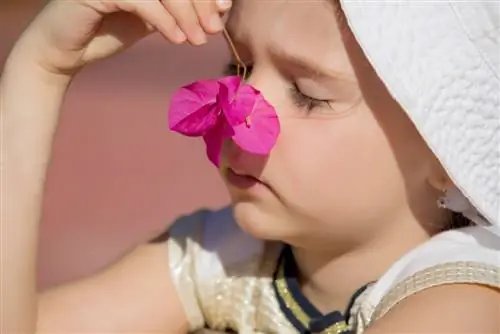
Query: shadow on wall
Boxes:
[{"xmin": 1, "ymin": 0, "xmax": 230, "ymax": 289}]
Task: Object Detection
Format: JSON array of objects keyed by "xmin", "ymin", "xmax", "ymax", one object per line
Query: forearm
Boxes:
[{"xmin": 1, "ymin": 50, "xmax": 71, "ymax": 332}]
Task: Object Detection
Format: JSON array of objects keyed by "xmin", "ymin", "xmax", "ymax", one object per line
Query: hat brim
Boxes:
[{"xmin": 340, "ymin": 0, "xmax": 500, "ymax": 227}]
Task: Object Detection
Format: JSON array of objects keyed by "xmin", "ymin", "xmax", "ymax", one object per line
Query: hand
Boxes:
[{"xmin": 13, "ymin": 0, "xmax": 231, "ymax": 77}]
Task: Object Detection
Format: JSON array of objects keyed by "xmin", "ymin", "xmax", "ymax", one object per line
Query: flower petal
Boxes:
[
  {"xmin": 168, "ymin": 79, "xmax": 220, "ymax": 133},
  {"xmin": 170, "ymin": 103, "xmax": 219, "ymax": 136},
  {"xmin": 231, "ymin": 93, "xmax": 280, "ymax": 155},
  {"xmin": 223, "ymin": 82, "xmax": 259, "ymax": 126},
  {"xmin": 218, "ymin": 76, "xmax": 242, "ymax": 103},
  {"xmin": 167, "ymin": 76, "xmax": 280, "ymax": 165},
  {"xmin": 203, "ymin": 121, "xmax": 228, "ymax": 167}
]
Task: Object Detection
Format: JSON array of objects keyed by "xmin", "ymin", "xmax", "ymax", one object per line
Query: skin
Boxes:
[
  {"xmin": 3, "ymin": 0, "xmax": 229, "ymax": 331},
  {"xmin": 220, "ymin": 0, "xmax": 449, "ymax": 311},
  {"xmin": 2, "ymin": 0, "xmax": 498, "ymax": 333}
]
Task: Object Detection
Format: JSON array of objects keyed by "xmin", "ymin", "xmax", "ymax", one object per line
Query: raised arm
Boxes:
[{"xmin": 1, "ymin": 0, "xmax": 231, "ymax": 332}]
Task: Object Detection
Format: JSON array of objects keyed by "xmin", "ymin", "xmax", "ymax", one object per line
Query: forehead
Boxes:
[{"xmin": 226, "ymin": 0, "xmax": 346, "ymax": 60}]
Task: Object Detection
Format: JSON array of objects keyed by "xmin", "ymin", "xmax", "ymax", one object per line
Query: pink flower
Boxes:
[{"xmin": 168, "ymin": 76, "xmax": 280, "ymax": 166}]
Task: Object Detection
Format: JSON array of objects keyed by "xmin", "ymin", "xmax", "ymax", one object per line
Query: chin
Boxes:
[{"xmin": 231, "ymin": 200, "xmax": 290, "ymax": 242}]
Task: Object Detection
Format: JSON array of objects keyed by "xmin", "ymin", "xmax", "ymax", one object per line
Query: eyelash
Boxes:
[
  {"xmin": 289, "ymin": 84, "xmax": 332, "ymax": 112},
  {"xmin": 224, "ymin": 63, "xmax": 333, "ymax": 113}
]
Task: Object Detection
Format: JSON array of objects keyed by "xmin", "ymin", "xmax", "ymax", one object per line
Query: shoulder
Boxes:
[
  {"xmin": 167, "ymin": 205, "xmax": 266, "ymax": 266},
  {"xmin": 365, "ymin": 283, "xmax": 499, "ymax": 333},
  {"xmin": 164, "ymin": 206, "xmax": 275, "ymax": 332},
  {"xmin": 360, "ymin": 226, "xmax": 500, "ymax": 333}
]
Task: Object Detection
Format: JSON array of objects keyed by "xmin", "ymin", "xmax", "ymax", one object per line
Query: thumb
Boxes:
[{"xmin": 216, "ymin": 0, "xmax": 232, "ymax": 12}]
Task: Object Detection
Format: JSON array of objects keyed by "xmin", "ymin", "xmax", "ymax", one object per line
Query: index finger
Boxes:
[
  {"xmin": 121, "ymin": 0, "xmax": 187, "ymax": 43},
  {"xmin": 192, "ymin": 0, "xmax": 229, "ymax": 33}
]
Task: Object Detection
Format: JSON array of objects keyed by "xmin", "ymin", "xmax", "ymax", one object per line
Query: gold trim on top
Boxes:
[
  {"xmin": 323, "ymin": 322, "xmax": 352, "ymax": 334},
  {"xmin": 274, "ymin": 259, "xmax": 351, "ymax": 334},
  {"xmin": 275, "ymin": 262, "xmax": 310, "ymax": 328},
  {"xmin": 372, "ymin": 261, "xmax": 500, "ymax": 322}
]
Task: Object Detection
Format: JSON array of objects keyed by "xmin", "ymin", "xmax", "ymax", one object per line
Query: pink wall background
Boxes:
[{"xmin": 2, "ymin": 1, "xmax": 230, "ymax": 289}]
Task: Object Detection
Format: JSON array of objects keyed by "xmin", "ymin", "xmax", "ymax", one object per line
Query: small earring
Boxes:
[{"xmin": 437, "ymin": 188, "xmax": 448, "ymax": 209}]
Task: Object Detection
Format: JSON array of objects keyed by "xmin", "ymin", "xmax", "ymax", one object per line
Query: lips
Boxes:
[{"xmin": 225, "ymin": 167, "xmax": 262, "ymax": 189}]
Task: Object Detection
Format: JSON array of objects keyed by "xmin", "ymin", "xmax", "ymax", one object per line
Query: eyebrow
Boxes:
[
  {"xmin": 224, "ymin": 1, "xmax": 353, "ymax": 82},
  {"xmin": 268, "ymin": 45, "xmax": 354, "ymax": 82},
  {"xmin": 222, "ymin": 34, "xmax": 354, "ymax": 83}
]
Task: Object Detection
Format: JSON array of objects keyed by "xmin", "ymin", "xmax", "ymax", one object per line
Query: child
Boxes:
[{"xmin": 2, "ymin": 0, "xmax": 499, "ymax": 333}]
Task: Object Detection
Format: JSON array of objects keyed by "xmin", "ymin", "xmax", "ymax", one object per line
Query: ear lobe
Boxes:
[
  {"xmin": 424, "ymin": 154, "xmax": 453, "ymax": 192},
  {"xmin": 427, "ymin": 171, "xmax": 451, "ymax": 192}
]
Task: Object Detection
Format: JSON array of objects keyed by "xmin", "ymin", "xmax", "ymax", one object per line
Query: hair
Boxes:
[{"xmin": 448, "ymin": 212, "xmax": 473, "ymax": 230}]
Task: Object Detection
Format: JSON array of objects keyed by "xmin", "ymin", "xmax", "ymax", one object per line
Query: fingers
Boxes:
[
  {"xmin": 162, "ymin": 0, "xmax": 232, "ymax": 45},
  {"xmin": 192, "ymin": 0, "xmax": 227, "ymax": 34},
  {"xmin": 161, "ymin": 0, "xmax": 207, "ymax": 45},
  {"xmin": 119, "ymin": 1, "xmax": 187, "ymax": 44},
  {"xmin": 115, "ymin": 0, "xmax": 232, "ymax": 46}
]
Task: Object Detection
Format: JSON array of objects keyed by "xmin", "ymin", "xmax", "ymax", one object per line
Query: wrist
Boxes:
[
  {"xmin": 3, "ymin": 45, "xmax": 73, "ymax": 90},
  {"xmin": 1, "ymin": 45, "xmax": 72, "ymax": 135}
]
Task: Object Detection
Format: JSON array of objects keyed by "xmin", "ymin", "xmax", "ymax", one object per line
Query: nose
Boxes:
[
  {"xmin": 221, "ymin": 68, "xmax": 282, "ymax": 175},
  {"xmin": 244, "ymin": 68, "xmax": 286, "ymax": 118},
  {"xmin": 223, "ymin": 139, "xmax": 268, "ymax": 177}
]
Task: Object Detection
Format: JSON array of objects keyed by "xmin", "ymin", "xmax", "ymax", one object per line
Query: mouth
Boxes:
[{"xmin": 225, "ymin": 167, "xmax": 264, "ymax": 190}]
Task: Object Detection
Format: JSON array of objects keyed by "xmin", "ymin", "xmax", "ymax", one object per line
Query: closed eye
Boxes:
[
  {"xmin": 224, "ymin": 62, "xmax": 334, "ymax": 114},
  {"xmin": 290, "ymin": 84, "xmax": 333, "ymax": 113}
]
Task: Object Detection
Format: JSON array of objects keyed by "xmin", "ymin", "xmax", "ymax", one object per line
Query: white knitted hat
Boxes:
[{"xmin": 340, "ymin": 0, "xmax": 499, "ymax": 229}]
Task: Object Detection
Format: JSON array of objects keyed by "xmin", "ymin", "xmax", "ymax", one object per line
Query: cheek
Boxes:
[{"xmin": 268, "ymin": 112, "xmax": 408, "ymax": 220}]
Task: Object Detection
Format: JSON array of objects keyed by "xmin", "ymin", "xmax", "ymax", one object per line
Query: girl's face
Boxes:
[{"xmin": 220, "ymin": 0, "xmax": 446, "ymax": 249}]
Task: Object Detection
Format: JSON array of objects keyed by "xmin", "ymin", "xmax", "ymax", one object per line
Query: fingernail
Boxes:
[
  {"xmin": 216, "ymin": 0, "xmax": 232, "ymax": 10},
  {"xmin": 174, "ymin": 27, "xmax": 187, "ymax": 42},
  {"xmin": 210, "ymin": 15, "xmax": 224, "ymax": 31},
  {"xmin": 192, "ymin": 30, "xmax": 207, "ymax": 45}
]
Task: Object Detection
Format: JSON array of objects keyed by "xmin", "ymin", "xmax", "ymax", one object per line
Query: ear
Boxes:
[{"xmin": 426, "ymin": 161, "xmax": 451, "ymax": 192}]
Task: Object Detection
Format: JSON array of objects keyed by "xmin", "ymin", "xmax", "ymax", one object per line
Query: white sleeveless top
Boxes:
[{"xmin": 167, "ymin": 206, "xmax": 500, "ymax": 333}]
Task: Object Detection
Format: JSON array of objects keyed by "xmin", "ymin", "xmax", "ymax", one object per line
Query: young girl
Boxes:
[{"xmin": 2, "ymin": 0, "xmax": 499, "ymax": 333}]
